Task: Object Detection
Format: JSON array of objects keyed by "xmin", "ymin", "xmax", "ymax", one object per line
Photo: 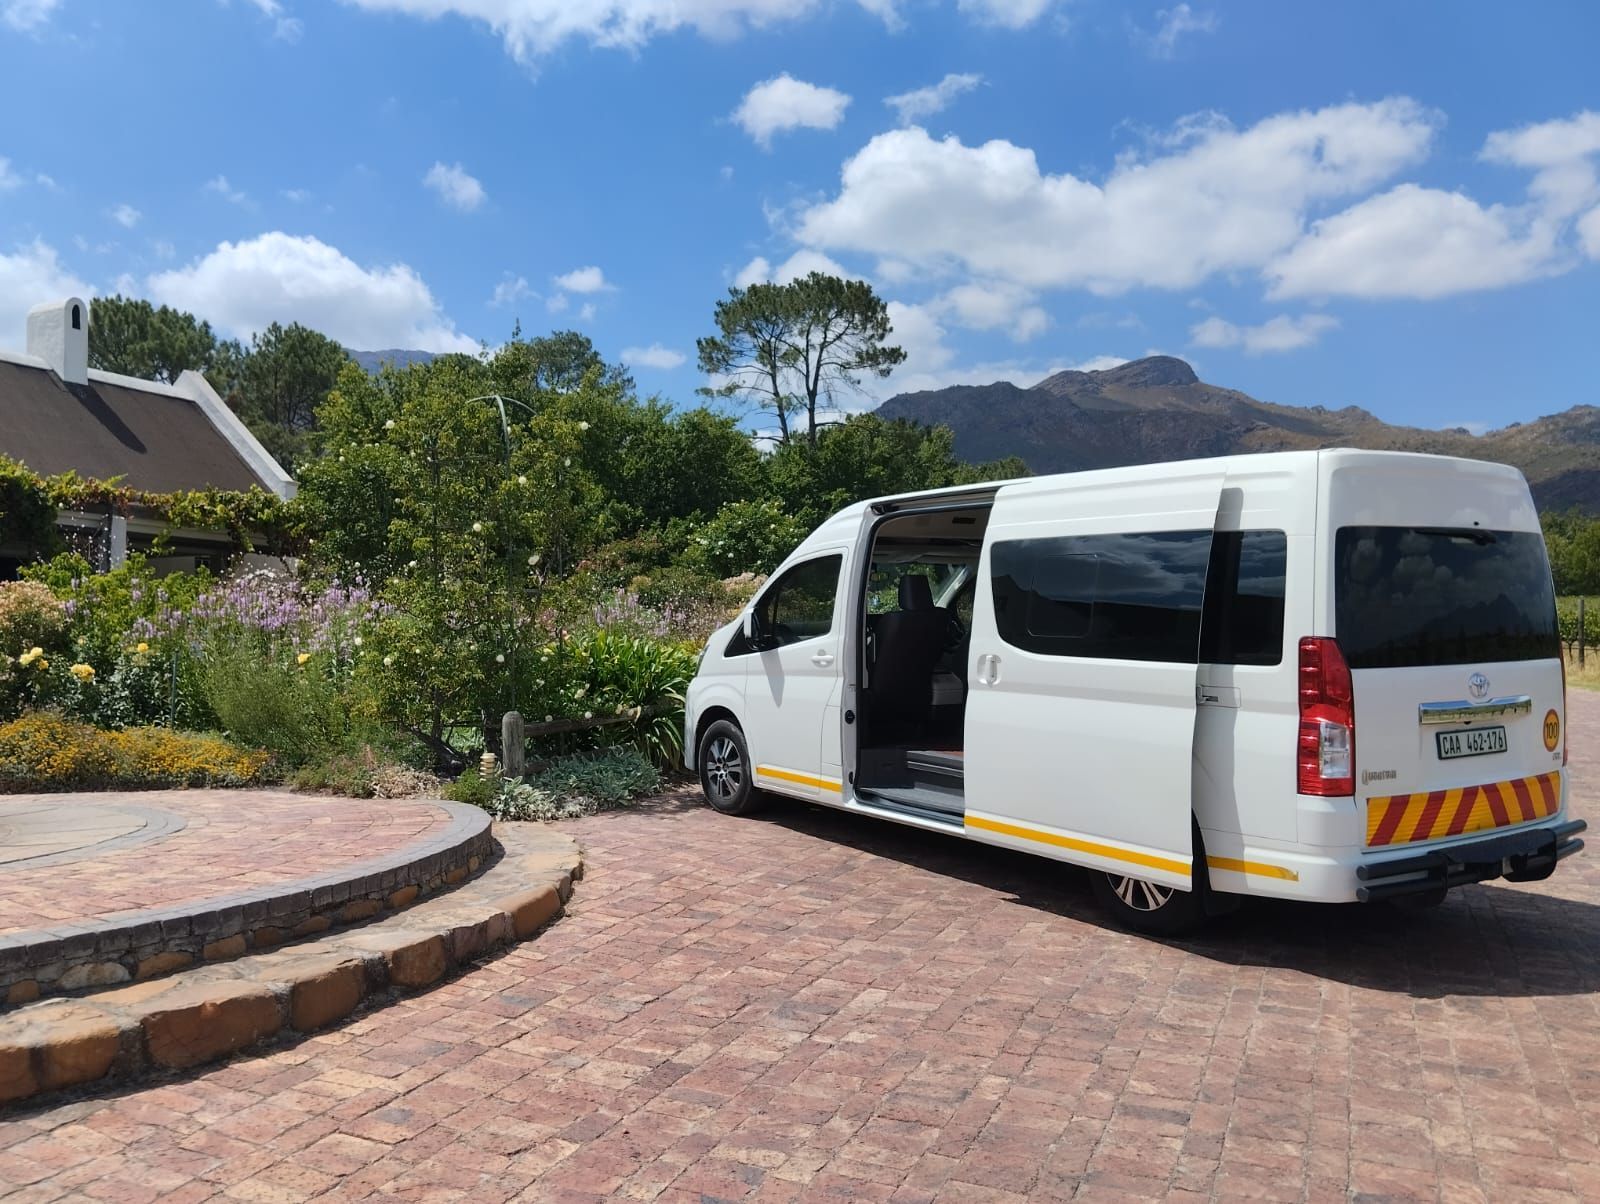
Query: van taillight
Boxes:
[{"xmin": 1298, "ymin": 636, "xmax": 1354, "ymax": 796}]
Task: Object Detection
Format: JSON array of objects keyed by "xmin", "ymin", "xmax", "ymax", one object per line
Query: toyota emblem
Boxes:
[{"xmin": 1468, "ymin": 672, "xmax": 1490, "ymax": 699}]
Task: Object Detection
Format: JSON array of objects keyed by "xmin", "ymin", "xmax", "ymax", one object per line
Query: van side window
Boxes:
[
  {"xmin": 727, "ymin": 554, "xmax": 843, "ymax": 656},
  {"xmin": 990, "ymin": 531, "xmax": 1212, "ymax": 662},
  {"xmin": 1200, "ymin": 531, "xmax": 1287, "ymax": 666}
]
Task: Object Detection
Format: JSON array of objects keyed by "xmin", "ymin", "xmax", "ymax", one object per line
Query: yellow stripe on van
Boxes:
[
  {"xmin": 1205, "ymin": 855, "xmax": 1300, "ymax": 882},
  {"xmin": 964, "ymin": 814, "xmax": 1191, "ymax": 877},
  {"xmin": 755, "ymin": 765, "xmax": 843, "ymax": 794}
]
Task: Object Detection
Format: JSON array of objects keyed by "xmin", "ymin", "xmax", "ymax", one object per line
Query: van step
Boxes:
[{"xmin": 856, "ymin": 786, "xmax": 964, "ymax": 826}]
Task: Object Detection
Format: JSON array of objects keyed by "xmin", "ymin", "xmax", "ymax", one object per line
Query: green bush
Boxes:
[
  {"xmin": 482, "ymin": 746, "xmax": 661, "ymax": 821},
  {"xmin": 200, "ymin": 644, "xmax": 350, "ymax": 765},
  {"xmin": 687, "ymin": 499, "xmax": 807, "ymax": 578}
]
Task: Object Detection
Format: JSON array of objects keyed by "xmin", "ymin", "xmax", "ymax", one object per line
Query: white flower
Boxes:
[
  {"xmin": 472, "ymin": 522, "xmax": 484, "ymax": 533},
  {"xmin": 544, "ymin": 715, "xmax": 553, "ymax": 723},
  {"xmin": 338, "ymin": 455, "xmax": 345, "ymax": 463},
  {"xmin": 408, "ymin": 560, "xmax": 418, "ymax": 569},
  {"xmin": 383, "ymin": 655, "xmax": 394, "ymax": 667},
  {"xmin": 384, "ymin": 419, "xmax": 396, "ymax": 430},
  {"xmin": 495, "ymin": 653, "xmax": 506, "ymax": 664},
  {"xmin": 578, "ymin": 421, "xmax": 590, "ymax": 432},
  {"xmin": 353, "ymin": 636, "xmax": 363, "ymax": 647},
  {"xmin": 584, "ymin": 711, "xmax": 593, "ymax": 720},
  {"xmin": 527, "ymin": 554, "xmax": 540, "ymax": 567},
  {"xmin": 517, "ymin": 475, "xmax": 527, "ymax": 486},
  {"xmin": 563, "ymin": 457, "xmax": 571, "ymax": 468}
]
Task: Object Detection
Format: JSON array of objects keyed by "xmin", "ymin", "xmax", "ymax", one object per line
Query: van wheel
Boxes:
[
  {"xmin": 1091, "ymin": 823, "xmax": 1210, "ymax": 936},
  {"xmin": 698, "ymin": 720, "xmax": 762, "ymax": 816}
]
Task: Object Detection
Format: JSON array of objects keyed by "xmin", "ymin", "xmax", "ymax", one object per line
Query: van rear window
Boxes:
[{"xmin": 1333, "ymin": 527, "xmax": 1559, "ymax": 669}]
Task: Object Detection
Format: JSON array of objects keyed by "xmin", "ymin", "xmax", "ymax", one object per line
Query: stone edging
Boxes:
[
  {"xmin": 0, "ymin": 827, "xmax": 581, "ymax": 1109},
  {"xmin": 0, "ymin": 801, "xmax": 495, "ymax": 1005}
]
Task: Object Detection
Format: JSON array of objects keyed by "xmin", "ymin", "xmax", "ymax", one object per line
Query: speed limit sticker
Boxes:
[{"xmin": 1544, "ymin": 709, "xmax": 1561, "ymax": 752}]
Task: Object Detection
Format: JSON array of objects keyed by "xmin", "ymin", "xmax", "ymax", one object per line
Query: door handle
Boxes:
[
  {"xmin": 975, "ymin": 653, "xmax": 1000, "ymax": 685},
  {"xmin": 811, "ymin": 651, "xmax": 835, "ymax": 668}
]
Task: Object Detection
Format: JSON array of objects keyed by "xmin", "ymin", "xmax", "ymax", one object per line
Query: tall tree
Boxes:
[
  {"xmin": 86, "ymin": 295, "xmax": 220, "ymax": 383},
  {"xmin": 231, "ymin": 322, "xmax": 349, "ymax": 470},
  {"xmin": 490, "ymin": 327, "xmax": 634, "ymax": 401},
  {"xmin": 697, "ymin": 272, "xmax": 907, "ymax": 447}
]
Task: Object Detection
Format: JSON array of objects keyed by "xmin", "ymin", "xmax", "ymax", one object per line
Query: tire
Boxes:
[
  {"xmin": 697, "ymin": 719, "xmax": 763, "ymax": 816},
  {"xmin": 1091, "ymin": 821, "xmax": 1211, "ymax": 937}
]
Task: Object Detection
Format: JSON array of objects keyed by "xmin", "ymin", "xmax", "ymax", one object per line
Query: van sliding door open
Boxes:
[{"xmin": 963, "ymin": 469, "xmax": 1224, "ymax": 889}]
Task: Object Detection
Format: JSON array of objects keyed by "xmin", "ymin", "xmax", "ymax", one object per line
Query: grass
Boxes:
[{"xmin": 1564, "ymin": 646, "xmax": 1600, "ymax": 692}]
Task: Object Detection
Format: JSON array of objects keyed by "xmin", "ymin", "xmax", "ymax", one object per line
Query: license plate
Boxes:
[{"xmin": 1436, "ymin": 726, "xmax": 1507, "ymax": 760}]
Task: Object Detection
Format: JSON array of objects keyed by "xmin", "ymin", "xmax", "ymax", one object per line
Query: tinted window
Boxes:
[
  {"xmin": 991, "ymin": 531, "xmax": 1211, "ymax": 662},
  {"xmin": 1200, "ymin": 531, "xmax": 1287, "ymax": 666},
  {"xmin": 727, "ymin": 554, "xmax": 842, "ymax": 655},
  {"xmin": 1334, "ymin": 527, "xmax": 1558, "ymax": 669}
]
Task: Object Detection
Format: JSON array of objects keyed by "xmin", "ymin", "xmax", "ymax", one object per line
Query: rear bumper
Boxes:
[{"xmin": 1354, "ymin": 819, "xmax": 1587, "ymax": 902}]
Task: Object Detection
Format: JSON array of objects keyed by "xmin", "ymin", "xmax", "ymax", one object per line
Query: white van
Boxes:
[{"xmin": 684, "ymin": 449, "xmax": 1586, "ymax": 933}]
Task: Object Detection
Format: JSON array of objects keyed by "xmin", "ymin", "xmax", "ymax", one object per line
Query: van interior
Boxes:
[{"xmin": 854, "ymin": 504, "xmax": 993, "ymax": 819}]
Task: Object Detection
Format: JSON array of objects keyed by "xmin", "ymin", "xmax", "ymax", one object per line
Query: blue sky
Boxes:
[{"xmin": 1, "ymin": 0, "xmax": 1598, "ymax": 438}]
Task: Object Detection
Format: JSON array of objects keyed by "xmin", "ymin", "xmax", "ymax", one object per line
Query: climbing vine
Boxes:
[{"xmin": 0, "ymin": 458, "xmax": 300, "ymax": 560}]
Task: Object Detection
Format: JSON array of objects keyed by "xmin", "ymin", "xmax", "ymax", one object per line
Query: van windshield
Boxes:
[{"xmin": 1333, "ymin": 526, "xmax": 1559, "ymax": 669}]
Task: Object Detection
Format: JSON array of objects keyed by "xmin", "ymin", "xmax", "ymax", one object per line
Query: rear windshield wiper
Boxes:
[{"xmin": 1416, "ymin": 526, "xmax": 1498, "ymax": 545}]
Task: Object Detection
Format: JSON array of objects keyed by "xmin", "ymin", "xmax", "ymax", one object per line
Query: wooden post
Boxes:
[
  {"xmin": 501, "ymin": 710, "xmax": 526, "ymax": 781},
  {"xmin": 1581, "ymin": 598, "xmax": 1587, "ymax": 668}
]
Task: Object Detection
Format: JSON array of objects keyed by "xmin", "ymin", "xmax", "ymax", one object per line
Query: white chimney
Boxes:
[{"xmin": 26, "ymin": 297, "xmax": 89, "ymax": 385}]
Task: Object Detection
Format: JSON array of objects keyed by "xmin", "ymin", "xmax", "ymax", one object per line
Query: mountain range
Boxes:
[{"xmin": 877, "ymin": 356, "xmax": 1600, "ymax": 512}]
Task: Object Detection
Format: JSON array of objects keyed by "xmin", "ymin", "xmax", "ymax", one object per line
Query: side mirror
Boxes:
[{"xmin": 742, "ymin": 611, "xmax": 755, "ymax": 639}]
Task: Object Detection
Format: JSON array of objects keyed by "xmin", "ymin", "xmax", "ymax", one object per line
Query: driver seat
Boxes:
[{"xmin": 870, "ymin": 575, "xmax": 949, "ymax": 735}]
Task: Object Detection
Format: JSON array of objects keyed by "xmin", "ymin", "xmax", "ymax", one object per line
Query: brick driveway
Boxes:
[
  {"xmin": 0, "ymin": 793, "xmax": 450, "ymax": 935},
  {"xmin": 4, "ymin": 706, "xmax": 1600, "ymax": 1201}
]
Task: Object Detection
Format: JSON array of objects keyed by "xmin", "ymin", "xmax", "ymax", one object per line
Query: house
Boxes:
[{"xmin": 0, "ymin": 298, "xmax": 295, "ymax": 577}]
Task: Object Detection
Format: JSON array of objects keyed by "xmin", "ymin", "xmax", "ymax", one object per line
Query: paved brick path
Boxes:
[
  {"xmin": 4, "ymin": 702, "xmax": 1600, "ymax": 1200},
  {"xmin": 0, "ymin": 793, "xmax": 449, "ymax": 936}
]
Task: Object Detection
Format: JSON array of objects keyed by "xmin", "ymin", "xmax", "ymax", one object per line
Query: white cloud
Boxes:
[
  {"xmin": 545, "ymin": 292, "xmax": 569, "ymax": 314},
  {"xmin": 152, "ymin": 240, "xmax": 175, "ymax": 260},
  {"xmin": 0, "ymin": 158, "xmax": 20, "ymax": 190},
  {"xmin": 1265, "ymin": 184, "xmax": 1565, "ymax": 300},
  {"xmin": 1071, "ymin": 355, "xmax": 1129, "ymax": 372},
  {"xmin": 1, "ymin": 0, "xmax": 60, "ymax": 31},
  {"xmin": 244, "ymin": 0, "xmax": 303, "ymax": 41},
  {"xmin": 886, "ymin": 72, "xmax": 982, "ymax": 125},
  {"xmin": 423, "ymin": 161, "xmax": 486, "ymax": 212},
  {"xmin": 1266, "ymin": 109, "xmax": 1600, "ymax": 300},
  {"xmin": 621, "ymin": 343, "xmax": 687, "ymax": 370},
  {"xmin": 110, "ymin": 203, "xmax": 142, "ymax": 229},
  {"xmin": 34, "ymin": 172, "xmax": 56, "ymax": 189},
  {"xmin": 798, "ymin": 98, "xmax": 1437, "ymax": 295},
  {"xmin": 340, "ymin": 0, "xmax": 897, "ymax": 62},
  {"xmin": 281, "ymin": 188, "xmax": 311, "ymax": 203},
  {"xmin": 1481, "ymin": 110, "xmax": 1600, "ymax": 217},
  {"xmin": 734, "ymin": 249, "xmax": 853, "ymax": 288},
  {"xmin": 932, "ymin": 281, "xmax": 1049, "ymax": 342},
  {"xmin": 0, "ymin": 240, "xmax": 93, "ymax": 346},
  {"xmin": 1189, "ymin": 312, "xmax": 1338, "ymax": 354},
  {"xmin": 490, "ymin": 274, "xmax": 533, "ymax": 306},
  {"xmin": 1580, "ymin": 206, "xmax": 1600, "ymax": 261},
  {"xmin": 956, "ymin": 0, "xmax": 1055, "ymax": 29},
  {"xmin": 734, "ymin": 74, "xmax": 851, "ymax": 148},
  {"xmin": 553, "ymin": 265, "xmax": 612, "ymax": 293},
  {"xmin": 146, "ymin": 231, "xmax": 476, "ymax": 353},
  {"xmin": 204, "ymin": 175, "xmax": 250, "ymax": 205},
  {"xmin": 578, "ymin": 302, "xmax": 596, "ymax": 321},
  {"xmin": 1146, "ymin": 4, "xmax": 1217, "ymax": 58}
]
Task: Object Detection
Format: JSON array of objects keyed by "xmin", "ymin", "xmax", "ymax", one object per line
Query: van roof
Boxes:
[{"xmin": 856, "ymin": 447, "xmax": 1527, "ymax": 512}]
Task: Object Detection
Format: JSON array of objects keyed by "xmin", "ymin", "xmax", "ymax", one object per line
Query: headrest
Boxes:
[{"xmin": 899, "ymin": 574, "xmax": 934, "ymax": 611}]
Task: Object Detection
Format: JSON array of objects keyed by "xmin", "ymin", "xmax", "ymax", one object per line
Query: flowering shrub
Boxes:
[
  {"xmin": 466, "ymin": 746, "xmax": 661, "ymax": 821},
  {"xmin": 688, "ymin": 499, "xmax": 807, "ymax": 577},
  {"xmin": 0, "ymin": 712, "xmax": 271, "ymax": 791}
]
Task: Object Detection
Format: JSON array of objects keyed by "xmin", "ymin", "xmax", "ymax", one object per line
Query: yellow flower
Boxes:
[
  {"xmin": 18, "ymin": 646, "xmax": 42, "ymax": 668},
  {"xmin": 69, "ymin": 663, "xmax": 95, "ymax": 682},
  {"xmin": 136, "ymin": 642, "xmax": 149, "ymax": 654},
  {"xmin": 35, "ymin": 659, "xmax": 48, "ymax": 670},
  {"xmin": 296, "ymin": 652, "xmax": 311, "ymax": 665}
]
